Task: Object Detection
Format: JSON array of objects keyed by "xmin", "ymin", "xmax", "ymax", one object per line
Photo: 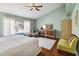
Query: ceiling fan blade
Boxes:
[
  {"xmin": 25, "ymin": 6, "xmax": 32, "ymax": 7},
  {"xmin": 35, "ymin": 8, "xmax": 40, "ymax": 11},
  {"xmin": 35, "ymin": 5, "xmax": 43, "ymax": 7}
]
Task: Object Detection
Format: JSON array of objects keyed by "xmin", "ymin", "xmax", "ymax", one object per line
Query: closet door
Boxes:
[{"xmin": 61, "ymin": 19, "xmax": 72, "ymax": 39}]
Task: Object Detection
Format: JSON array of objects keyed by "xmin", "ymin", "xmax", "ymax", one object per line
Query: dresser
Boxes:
[{"xmin": 40, "ymin": 29, "xmax": 54, "ymax": 38}]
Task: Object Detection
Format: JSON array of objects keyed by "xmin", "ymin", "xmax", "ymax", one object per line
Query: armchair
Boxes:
[{"xmin": 57, "ymin": 34, "xmax": 78, "ymax": 54}]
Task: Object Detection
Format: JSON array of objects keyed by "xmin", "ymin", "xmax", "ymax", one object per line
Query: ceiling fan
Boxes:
[{"xmin": 25, "ymin": 3, "xmax": 43, "ymax": 11}]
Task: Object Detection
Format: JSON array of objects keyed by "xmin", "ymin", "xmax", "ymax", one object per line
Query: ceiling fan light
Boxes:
[{"xmin": 33, "ymin": 7, "xmax": 35, "ymax": 10}]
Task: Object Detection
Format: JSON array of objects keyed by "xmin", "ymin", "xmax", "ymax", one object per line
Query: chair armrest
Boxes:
[{"xmin": 70, "ymin": 38, "xmax": 78, "ymax": 49}]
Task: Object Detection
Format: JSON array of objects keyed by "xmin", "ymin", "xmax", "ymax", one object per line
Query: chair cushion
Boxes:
[
  {"xmin": 57, "ymin": 39, "xmax": 76, "ymax": 54},
  {"xmin": 57, "ymin": 39, "xmax": 70, "ymax": 48}
]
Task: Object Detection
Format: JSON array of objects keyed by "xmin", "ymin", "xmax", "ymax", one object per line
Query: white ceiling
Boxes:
[{"xmin": 0, "ymin": 3, "xmax": 64, "ymax": 20}]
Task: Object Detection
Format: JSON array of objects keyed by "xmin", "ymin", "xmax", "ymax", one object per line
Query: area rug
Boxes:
[{"xmin": 36, "ymin": 37, "xmax": 56, "ymax": 50}]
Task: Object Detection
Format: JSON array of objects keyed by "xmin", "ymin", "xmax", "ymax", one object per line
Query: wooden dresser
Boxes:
[{"xmin": 40, "ymin": 29, "xmax": 54, "ymax": 38}]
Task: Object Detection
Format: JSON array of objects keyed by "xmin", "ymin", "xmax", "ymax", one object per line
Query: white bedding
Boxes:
[{"xmin": 0, "ymin": 35, "xmax": 41, "ymax": 56}]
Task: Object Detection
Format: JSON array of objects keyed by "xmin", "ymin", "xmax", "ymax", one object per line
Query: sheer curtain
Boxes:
[
  {"xmin": 3, "ymin": 16, "xmax": 15, "ymax": 36},
  {"xmin": 3, "ymin": 16, "xmax": 31, "ymax": 36},
  {"xmin": 24, "ymin": 20, "xmax": 31, "ymax": 33},
  {"xmin": 10, "ymin": 18, "xmax": 15, "ymax": 34}
]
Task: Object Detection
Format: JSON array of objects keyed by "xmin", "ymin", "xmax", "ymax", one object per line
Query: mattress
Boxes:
[{"xmin": 0, "ymin": 35, "xmax": 41, "ymax": 56}]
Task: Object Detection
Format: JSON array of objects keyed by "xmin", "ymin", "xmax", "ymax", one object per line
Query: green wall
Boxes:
[
  {"xmin": 66, "ymin": 3, "xmax": 76, "ymax": 16},
  {"xmin": 0, "ymin": 14, "xmax": 3, "ymax": 37},
  {"xmin": 36, "ymin": 5, "xmax": 65, "ymax": 38}
]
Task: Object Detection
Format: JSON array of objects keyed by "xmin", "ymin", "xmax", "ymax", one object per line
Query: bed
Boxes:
[{"xmin": 0, "ymin": 35, "xmax": 41, "ymax": 56}]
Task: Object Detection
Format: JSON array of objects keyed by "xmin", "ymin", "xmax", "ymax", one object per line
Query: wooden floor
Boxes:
[{"xmin": 38, "ymin": 38, "xmax": 75, "ymax": 56}]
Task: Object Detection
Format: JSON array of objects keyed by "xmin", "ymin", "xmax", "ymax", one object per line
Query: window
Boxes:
[
  {"xmin": 3, "ymin": 16, "xmax": 15, "ymax": 36},
  {"xmin": 3, "ymin": 16, "xmax": 31, "ymax": 36},
  {"xmin": 24, "ymin": 20, "xmax": 30, "ymax": 33}
]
